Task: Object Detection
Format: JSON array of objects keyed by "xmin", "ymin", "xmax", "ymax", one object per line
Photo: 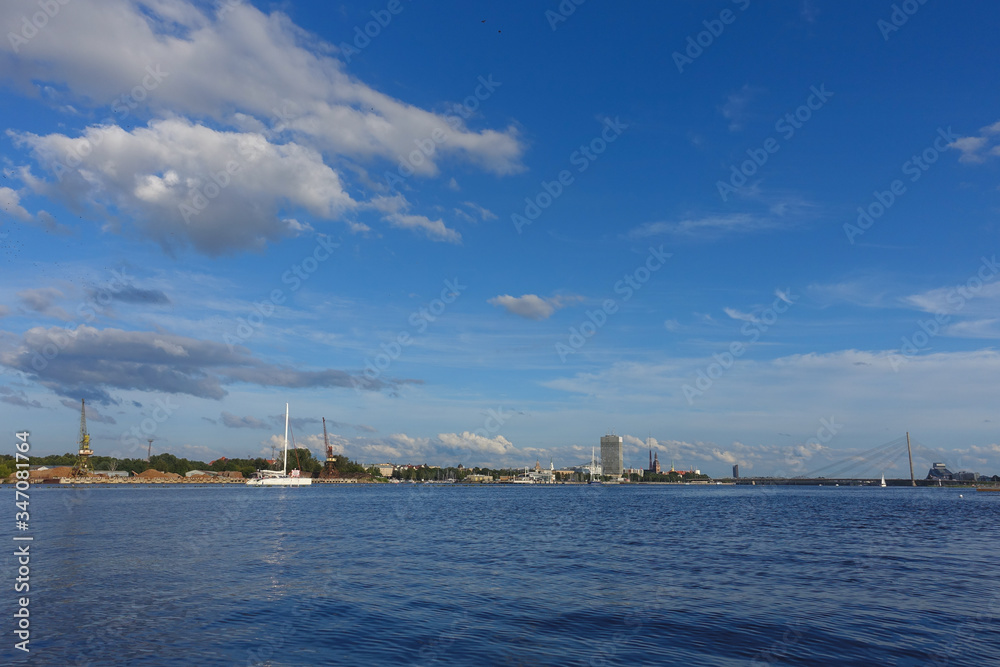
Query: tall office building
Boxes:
[
  {"xmin": 733, "ymin": 464, "xmax": 740, "ymax": 479},
  {"xmin": 601, "ymin": 434, "xmax": 623, "ymax": 477}
]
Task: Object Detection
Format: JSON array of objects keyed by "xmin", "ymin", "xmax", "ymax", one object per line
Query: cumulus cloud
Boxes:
[
  {"xmin": 488, "ymin": 294, "xmax": 579, "ymax": 320},
  {"xmin": 0, "ymin": 186, "xmax": 31, "ymax": 221},
  {"xmin": 0, "ymin": 325, "xmax": 401, "ymax": 404},
  {"xmin": 14, "ymin": 119, "xmax": 356, "ymax": 255},
  {"xmin": 0, "ymin": 1, "xmax": 524, "ymax": 172},
  {"xmin": 0, "ymin": 0, "xmax": 524, "ymax": 253},
  {"xmin": 948, "ymin": 120, "xmax": 1000, "ymax": 163},
  {"xmin": 437, "ymin": 431, "xmax": 516, "ymax": 455}
]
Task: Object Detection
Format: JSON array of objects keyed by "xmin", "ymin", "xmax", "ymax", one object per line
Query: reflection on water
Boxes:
[{"xmin": 9, "ymin": 484, "xmax": 999, "ymax": 666}]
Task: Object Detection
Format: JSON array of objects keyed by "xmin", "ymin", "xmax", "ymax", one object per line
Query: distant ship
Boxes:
[{"xmin": 246, "ymin": 404, "xmax": 312, "ymax": 487}]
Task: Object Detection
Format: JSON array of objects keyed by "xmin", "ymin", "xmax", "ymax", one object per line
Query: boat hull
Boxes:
[{"xmin": 246, "ymin": 477, "xmax": 312, "ymax": 487}]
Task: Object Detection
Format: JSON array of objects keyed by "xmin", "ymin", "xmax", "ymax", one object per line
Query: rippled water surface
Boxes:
[{"xmin": 6, "ymin": 484, "xmax": 999, "ymax": 665}]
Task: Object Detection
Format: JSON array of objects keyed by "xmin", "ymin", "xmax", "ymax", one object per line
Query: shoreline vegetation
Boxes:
[{"xmin": 1, "ymin": 450, "xmax": 713, "ymax": 485}]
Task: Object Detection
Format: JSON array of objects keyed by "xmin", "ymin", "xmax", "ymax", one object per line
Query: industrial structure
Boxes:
[
  {"xmin": 73, "ymin": 398, "xmax": 94, "ymax": 476},
  {"xmin": 322, "ymin": 417, "xmax": 336, "ymax": 478},
  {"xmin": 601, "ymin": 434, "xmax": 623, "ymax": 478}
]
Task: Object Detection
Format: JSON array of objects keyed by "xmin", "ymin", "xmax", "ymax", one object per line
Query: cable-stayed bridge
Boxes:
[{"xmin": 734, "ymin": 434, "xmax": 979, "ymax": 486}]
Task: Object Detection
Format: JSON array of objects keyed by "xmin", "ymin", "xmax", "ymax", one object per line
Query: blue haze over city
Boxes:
[{"xmin": 2, "ymin": 0, "xmax": 1000, "ymax": 478}]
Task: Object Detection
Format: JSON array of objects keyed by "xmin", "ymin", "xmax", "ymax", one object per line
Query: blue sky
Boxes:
[{"xmin": 2, "ymin": 0, "xmax": 1000, "ymax": 476}]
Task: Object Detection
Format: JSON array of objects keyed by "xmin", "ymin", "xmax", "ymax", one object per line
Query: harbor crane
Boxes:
[
  {"xmin": 322, "ymin": 418, "xmax": 336, "ymax": 477},
  {"xmin": 73, "ymin": 398, "xmax": 94, "ymax": 477}
]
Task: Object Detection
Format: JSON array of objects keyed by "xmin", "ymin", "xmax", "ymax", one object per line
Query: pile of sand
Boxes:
[
  {"xmin": 135, "ymin": 469, "xmax": 182, "ymax": 479},
  {"xmin": 27, "ymin": 466, "xmax": 75, "ymax": 480}
]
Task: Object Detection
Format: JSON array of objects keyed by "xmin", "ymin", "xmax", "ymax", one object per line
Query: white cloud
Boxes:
[
  {"xmin": 628, "ymin": 214, "xmax": 785, "ymax": 240},
  {"xmin": 948, "ymin": 120, "xmax": 1000, "ymax": 164},
  {"xmin": 369, "ymin": 194, "xmax": 460, "ymax": 243},
  {"xmin": 719, "ymin": 85, "xmax": 762, "ymax": 132},
  {"xmin": 0, "ymin": 0, "xmax": 524, "ymax": 175},
  {"xmin": 902, "ymin": 280, "xmax": 1000, "ymax": 317},
  {"xmin": 14, "ymin": 119, "xmax": 355, "ymax": 254},
  {"xmin": 437, "ymin": 432, "xmax": 516, "ymax": 455},
  {"xmin": 0, "ymin": 186, "xmax": 31, "ymax": 221},
  {"xmin": 944, "ymin": 318, "xmax": 1000, "ymax": 339},
  {"xmin": 489, "ymin": 294, "xmax": 578, "ymax": 320},
  {"xmin": 723, "ymin": 307, "xmax": 756, "ymax": 322}
]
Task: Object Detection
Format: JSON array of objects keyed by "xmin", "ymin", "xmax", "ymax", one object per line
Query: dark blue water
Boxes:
[{"xmin": 3, "ymin": 484, "xmax": 998, "ymax": 666}]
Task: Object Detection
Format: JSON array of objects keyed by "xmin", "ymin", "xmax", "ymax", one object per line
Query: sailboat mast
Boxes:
[
  {"xmin": 283, "ymin": 403, "xmax": 289, "ymax": 475},
  {"xmin": 906, "ymin": 431, "xmax": 915, "ymax": 487}
]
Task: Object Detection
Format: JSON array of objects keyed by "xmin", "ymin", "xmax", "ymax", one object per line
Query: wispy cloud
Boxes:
[
  {"xmin": 719, "ymin": 85, "xmax": 763, "ymax": 132},
  {"xmin": 627, "ymin": 214, "xmax": 786, "ymax": 240}
]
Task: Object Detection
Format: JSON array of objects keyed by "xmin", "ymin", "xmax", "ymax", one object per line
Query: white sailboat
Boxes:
[
  {"xmin": 589, "ymin": 447, "xmax": 603, "ymax": 484},
  {"xmin": 880, "ymin": 473, "xmax": 887, "ymax": 488},
  {"xmin": 246, "ymin": 403, "xmax": 313, "ymax": 487}
]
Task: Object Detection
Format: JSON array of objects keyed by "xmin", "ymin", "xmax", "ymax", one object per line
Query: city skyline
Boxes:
[{"xmin": 2, "ymin": 1, "xmax": 1000, "ymax": 477}]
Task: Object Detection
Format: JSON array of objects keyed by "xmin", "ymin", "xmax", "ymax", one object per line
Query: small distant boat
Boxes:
[
  {"xmin": 881, "ymin": 473, "xmax": 887, "ymax": 488},
  {"xmin": 246, "ymin": 404, "xmax": 312, "ymax": 487}
]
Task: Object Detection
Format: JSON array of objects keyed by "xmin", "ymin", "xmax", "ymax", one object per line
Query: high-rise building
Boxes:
[
  {"xmin": 733, "ymin": 464, "xmax": 739, "ymax": 479},
  {"xmin": 601, "ymin": 434, "xmax": 623, "ymax": 477}
]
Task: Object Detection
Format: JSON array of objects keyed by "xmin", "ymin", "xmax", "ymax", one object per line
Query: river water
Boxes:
[{"xmin": 4, "ymin": 483, "xmax": 998, "ymax": 665}]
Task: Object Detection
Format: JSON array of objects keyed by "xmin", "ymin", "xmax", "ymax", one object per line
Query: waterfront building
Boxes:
[
  {"xmin": 733, "ymin": 464, "xmax": 739, "ymax": 479},
  {"xmin": 601, "ymin": 434, "xmax": 624, "ymax": 477},
  {"xmin": 927, "ymin": 462, "xmax": 954, "ymax": 481}
]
